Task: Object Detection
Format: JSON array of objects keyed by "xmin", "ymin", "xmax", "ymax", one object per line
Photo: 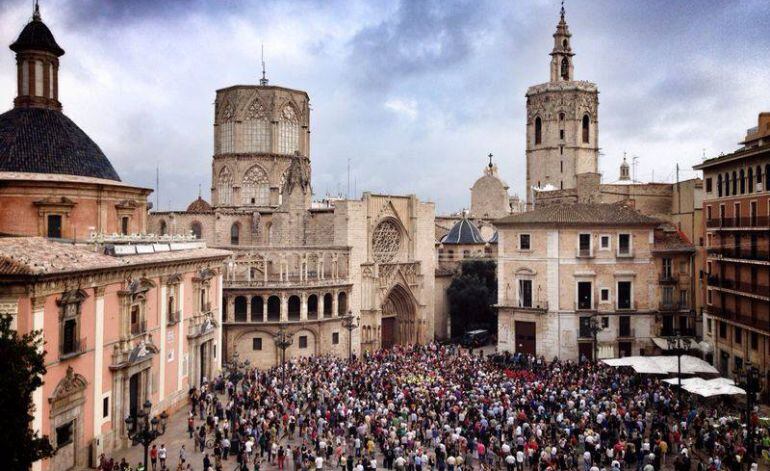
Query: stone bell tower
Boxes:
[{"xmin": 525, "ymin": 3, "xmax": 599, "ymax": 205}]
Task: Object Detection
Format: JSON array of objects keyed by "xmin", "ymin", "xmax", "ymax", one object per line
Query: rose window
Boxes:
[{"xmin": 372, "ymin": 220, "xmax": 401, "ymax": 263}]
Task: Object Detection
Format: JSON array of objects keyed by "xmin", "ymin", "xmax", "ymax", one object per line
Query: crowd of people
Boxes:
[{"xmin": 102, "ymin": 343, "xmax": 768, "ymax": 471}]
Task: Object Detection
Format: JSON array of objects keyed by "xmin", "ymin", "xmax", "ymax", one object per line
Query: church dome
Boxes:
[
  {"xmin": 441, "ymin": 218, "xmax": 485, "ymax": 245},
  {"xmin": 186, "ymin": 196, "xmax": 213, "ymax": 213},
  {"xmin": 0, "ymin": 107, "xmax": 120, "ymax": 181},
  {"xmin": 10, "ymin": 13, "xmax": 64, "ymax": 57}
]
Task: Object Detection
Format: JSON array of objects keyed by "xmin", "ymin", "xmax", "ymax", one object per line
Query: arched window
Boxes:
[
  {"xmin": 230, "ymin": 223, "xmax": 240, "ymax": 245},
  {"xmin": 765, "ymin": 164, "xmax": 770, "ymax": 190},
  {"xmin": 288, "ymin": 295, "xmax": 300, "ymax": 321},
  {"xmin": 241, "ymin": 165, "xmax": 270, "ymax": 206},
  {"xmin": 242, "ymin": 98, "xmax": 271, "ymax": 153},
  {"xmin": 337, "ymin": 292, "xmax": 347, "ymax": 316},
  {"xmin": 740, "ymin": 169, "xmax": 746, "ymax": 194},
  {"xmin": 725, "ymin": 173, "xmax": 731, "ymax": 196},
  {"xmin": 307, "ymin": 294, "xmax": 318, "ymax": 320},
  {"xmin": 534, "ymin": 117, "xmax": 542, "ymax": 145},
  {"xmin": 191, "ymin": 222, "xmax": 202, "ymax": 239},
  {"xmin": 582, "ymin": 115, "xmax": 590, "ymax": 143},
  {"xmin": 217, "ymin": 166, "xmax": 233, "ymax": 205},
  {"xmin": 748, "ymin": 167, "xmax": 754, "ymax": 193},
  {"xmin": 560, "ymin": 57, "xmax": 569, "ymax": 80},
  {"xmin": 757, "ymin": 165, "xmax": 763, "ymax": 185},
  {"xmin": 732, "ymin": 171, "xmax": 738, "ymax": 195},
  {"xmin": 234, "ymin": 296, "xmax": 247, "ymax": 322},
  {"xmin": 267, "ymin": 296, "xmax": 280, "ymax": 322},
  {"xmin": 218, "ymin": 102, "xmax": 235, "ymax": 154},
  {"xmin": 559, "ymin": 112, "xmax": 565, "ymax": 121},
  {"xmin": 323, "ymin": 293, "xmax": 333, "ymax": 317},
  {"xmin": 717, "ymin": 174, "xmax": 722, "ymax": 197},
  {"xmin": 251, "ymin": 296, "xmax": 263, "ymax": 322},
  {"xmin": 277, "ymin": 104, "xmax": 300, "ymax": 155},
  {"xmin": 159, "ymin": 220, "xmax": 167, "ymax": 236}
]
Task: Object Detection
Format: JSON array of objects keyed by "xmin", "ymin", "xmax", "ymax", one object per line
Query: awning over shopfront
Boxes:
[{"xmin": 602, "ymin": 355, "xmax": 719, "ymax": 375}]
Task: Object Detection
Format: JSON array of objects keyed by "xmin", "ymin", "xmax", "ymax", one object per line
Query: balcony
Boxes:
[
  {"xmin": 659, "ymin": 327, "xmax": 696, "ymax": 337},
  {"xmin": 513, "ymin": 299, "xmax": 549, "ymax": 313},
  {"xmin": 201, "ymin": 302, "xmax": 212, "ymax": 314},
  {"xmin": 659, "ymin": 301, "xmax": 687, "ymax": 312},
  {"xmin": 616, "ymin": 250, "xmax": 634, "ymax": 259},
  {"xmin": 707, "ymin": 216, "xmax": 770, "ymax": 229},
  {"xmin": 167, "ymin": 310, "xmax": 180, "ymax": 325},
  {"xmin": 576, "ymin": 248, "xmax": 594, "ymax": 258},
  {"xmin": 709, "ymin": 307, "xmax": 770, "ymax": 332},
  {"xmin": 616, "ymin": 300, "xmax": 638, "ymax": 312},
  {"xmin": 707, "ymin": 277, "xmax": 770, "ymax": 300},
  {"xmin": 130, "ymin": 320, "xmax": 147, "ymax": 336},
  {"xmin": 225, "ymin": 246, "xmax": 351, "ymax": 289},
  {"xmin": 659, "ymin": 273, "xmax": 677, "ymax": 285},
  {"xmin": 618, "ymin": 328, "xmax": 635, "ymax": 339},
  {"xmin": 707, "ymin": 247, "xmax": 770, "ymax": 262},
  {"xmin": 575, "ymin": 300, "xmax": 597, "ymax": 312},
  {"xmin": 59, "ymin": 337, "xmax": 86, "ymax": 359}
]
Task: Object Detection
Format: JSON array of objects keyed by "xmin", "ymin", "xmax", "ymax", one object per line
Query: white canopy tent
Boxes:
[
  {"xmin": 602, "ymin": 355, "xmax": 719, "ymax": 375},
  {"xmin": 663, "ymin": 377, "xmax": 745, "ymax": 397}
]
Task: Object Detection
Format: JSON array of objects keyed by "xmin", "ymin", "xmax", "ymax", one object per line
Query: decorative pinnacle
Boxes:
[
  {"xmin": 488, "ymin": 153, "xmax": 494, "ymax": 169},
  {"xmin": 560, "ymin": 0, "xmax": 565, "ymax": 22},
  {"xmin": 260, "ymin": 44, "xmax": 269, "ymax": 86},
  {"xmin": 33, "ymin": 0, "xmax": 41, "ymax": 21}
]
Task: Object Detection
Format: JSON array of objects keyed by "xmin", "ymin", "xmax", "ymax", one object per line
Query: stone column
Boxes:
[
  {"xmin": 262, "ymin": 300, "xmax": 268, "ymax": 323},
  {"xmin": 92, "ymin": 287, "xmax": 105, "ymax": 439},
  {"xmin": 31, "ymin": 296, "xmax": 45, "ymax": 471},
  {"xmin": 332, "ymin": 290, "xmax": 339, "ymax": 318},
  {"xmin": 177, "ymin": 283, "xmax": 185, "ymax": 392},
  {"xmin": 246, "ymin": 295, "xmax": 252, "ymax": 321},
  {"xmin": 280, "ymin": 294, "xmax": 288, "ymax": 322},
  {"xmin": 159, "ymin": 284, "xmax": 167, "ymax": 399},
  {"xmin": 319, "ymin": 295, "xmax": 325, "ymax": 319},
  {"xmin": 300, "ymin": 293, "xmax": 308, "ymax": 321}
]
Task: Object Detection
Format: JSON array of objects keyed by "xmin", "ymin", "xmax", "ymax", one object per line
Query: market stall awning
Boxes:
[
  {"xmin": 663, "ymin": 377, "xmax": 745, "ymax": 397},
  {"xmin": 602, "ymin": 355, "xmax": 719, "ymax": 375}
]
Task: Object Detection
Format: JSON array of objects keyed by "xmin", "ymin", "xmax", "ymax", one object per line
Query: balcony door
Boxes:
[
  {"xmin": 617, "ymin": 281, "xmax": 632, "ymax": 309},
  {"xmin": 578, "ymin": 281, "xmax": 592, "ymax": 310},
  {"xmin": 518, "ymin": 279, "xmax": 532, "ymax": 308}
]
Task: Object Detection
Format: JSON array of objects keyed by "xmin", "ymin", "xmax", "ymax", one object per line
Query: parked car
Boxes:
[{"xmin": 461, "ymin": 329, "xmax": 490, "ymax": 347}]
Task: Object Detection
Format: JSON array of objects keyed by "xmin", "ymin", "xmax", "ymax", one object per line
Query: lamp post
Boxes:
[
  {"xmin": 273, "ymin": 323, "xmax": 293, "ymax": 389},
  {"xmin": 666, "ymin": 331, "xmax": 692, "ymax": 402},
  {"xmin": 589, "ymin": 316, "xmax": 603, "ymax": 363},
  {"xmin": 342, "ymin": 311, "xmax": 360, "ymax": 360},
  {"xmin": 734, "ymin": 364, "xmax": 760, "ymax": 465},
  {"xmin": 124, "ymin": 400, "xmax": 168, "ymax": 471}
]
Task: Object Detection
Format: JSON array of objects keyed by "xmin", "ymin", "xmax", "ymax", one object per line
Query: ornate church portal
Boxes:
[{"xmin": 381, "ymin": 284, "xmax": 417, "ymax": 348}]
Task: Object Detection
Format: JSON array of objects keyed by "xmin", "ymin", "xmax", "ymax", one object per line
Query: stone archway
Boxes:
[{"xmin": 381, "ymin": 284, "xmax": 417, "ymax": 349}]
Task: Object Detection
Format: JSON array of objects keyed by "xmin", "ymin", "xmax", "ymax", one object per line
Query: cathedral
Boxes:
[{"xmin": 149, "ymin": 76, "xmax": 435, "ymax": 368}]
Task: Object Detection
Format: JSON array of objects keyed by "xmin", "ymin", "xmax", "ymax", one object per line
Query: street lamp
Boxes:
[
  {"xmin": 666, "ymin": 331, "xmax": 692, "ymax": 402},
  {"xmin": 273, "ymin": 323, "xmax": 293, "ymax": 389},
  {"xmin": 734, "ymin": 364, "xmax": 760, "ymax": 464},
  {"xmin": 589, "ymin": 316, "xmax": 603, "ymax": 363},
  {"xmin": 342, "ymin": 311, "xmax": 360, "ymax": 360},
  {"xmin": 124, "ymin": 400, "xmax": 168, "ymax": 471}
]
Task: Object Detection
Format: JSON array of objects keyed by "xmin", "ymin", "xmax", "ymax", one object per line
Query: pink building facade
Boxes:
[{"xmin": 1, "ymin": 237, "xmax": 229, "ymax": 470}]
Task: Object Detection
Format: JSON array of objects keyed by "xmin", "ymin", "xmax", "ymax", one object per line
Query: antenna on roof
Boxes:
[
  {"xmin": 260, "ymin": 44, "xmax": 269, "ymax": 86},
  {"xmin": 32, "ymin": 0, "xmax": 41, "ymax": 21}
]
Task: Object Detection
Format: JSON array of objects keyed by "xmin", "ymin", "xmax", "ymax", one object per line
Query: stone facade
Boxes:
[
  {"xmin": 149, "ymin": 79, "xmax": 436, "ymax": 368},
  {"xmin": 525, "ymin": 8, "xmax": 599, "ymax": 199}
]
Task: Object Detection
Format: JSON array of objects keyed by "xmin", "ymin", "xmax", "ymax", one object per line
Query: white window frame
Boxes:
[
  {"xmin": 599, "ymin": 287, "xmax": 610, "ymax": 303},
  {"xmin": 577, "ymin": 233, "xmax": 592, "ymax": 257},
  {"xmin": 599, "ymin": 235, "xmax": 611, "ymax": 251},
  {"xmin": 617, "ymin": 233, "xmax": 633, "ymax": 257},
  {"xmin": 518, "ymin": 233, "xmax": 532, "ymax": 251}
]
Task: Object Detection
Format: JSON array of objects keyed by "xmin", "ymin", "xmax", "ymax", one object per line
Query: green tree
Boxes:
[
  {"xmin": 0, "ymin": 314, "xmax": 54, "ymax": 469},
  {"xmin": 447, "ymin": 259, "xmax": 497, "ymax": 338}
]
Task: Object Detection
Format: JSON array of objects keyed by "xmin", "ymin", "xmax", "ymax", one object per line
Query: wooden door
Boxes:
[
  {"xmin": 382, "ymin": 317, "xmax": 395, "ymax": 349},
  {"xmin": 514, "ymin": 321, "xmax": 536, "ymax": 355}
]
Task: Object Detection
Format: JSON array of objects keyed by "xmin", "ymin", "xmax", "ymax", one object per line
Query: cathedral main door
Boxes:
[{"xmin": 381, "ymin": 284, "xmax": 417, "ymax": 347}]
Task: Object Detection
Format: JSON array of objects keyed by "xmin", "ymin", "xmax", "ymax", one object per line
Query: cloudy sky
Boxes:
[{"xmin": 1, "ymin": 0, "xmax": 769, "ymax": 213}]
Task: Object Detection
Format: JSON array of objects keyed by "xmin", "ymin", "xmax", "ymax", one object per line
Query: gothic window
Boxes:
[
  {"xmin": 582, "ymin": 115, "xmax": 590, "ymax": 143},
  {"xmin": 372, "ymin": 219, "xmax": 401, "ymax": 263},
  {"xmin": 217, "ymin": 166, "xmax": 233, "ymax": 205},
  {"xmin": 338, "ymin": 292, "xmax": 347, "ymax": 316},
  {"xmin": 725, "ymin": 172, "xmax": 731, "ymax": 196},
  {"xmin": 732, "ymin": 171, "xmax": 737, "ymax": 195},
  {"xmin": 559, "ymin": 112, "xmax": 565, "ymax": 121},
  {"xmin": 766, "ymin": 164, "xmax": 770, "ymax": 189},
  {"xmin": 242, "ymin": 99, "xmax": 271, "ymax": 153},
  {"xmin": 748, "ymin": 167, "xmax": 754, "ymax": 193},
  {"xmin": 230, "ymin": 223, "xmax": 240, "ymax": 245},
  {"xmin": 560, "ymin": 57, "xmax": 569, "ymax": 80},
  {"xmin": 534, "ymin": 117, "xmax": 542, "ymax": 145},
  {"xmin": 277, "ymin": 104, "xmax": 300, "ymax": 155},
  {"xmin": 191, "ymin": 221, "xmax": 202, "ymax": 239},
  {"xmin": 757, "ymin": 165, "xmax": 763, "ymax": 184},
  {"xmin": 241, "ymin": 165, "xmax": 270, "ymax": 206},
  {"xmin": 218, "ymin": 102, "xmax": 235, "ymax": 154}
]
